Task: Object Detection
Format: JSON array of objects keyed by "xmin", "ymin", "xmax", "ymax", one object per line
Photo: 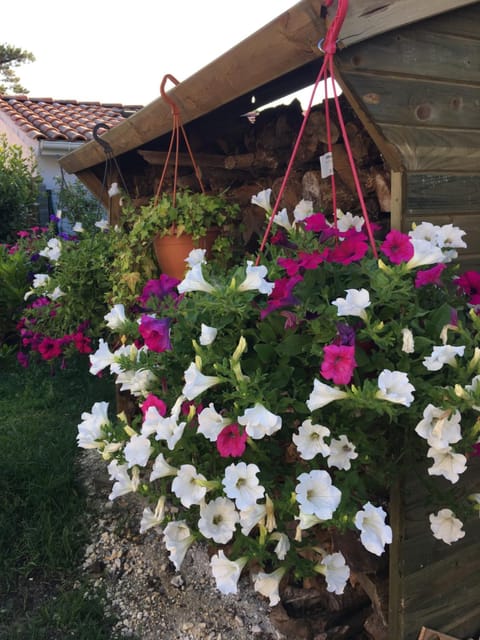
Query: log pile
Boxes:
[{"xmin": 137, "ymin": 94, "xmax": 391, "ymax": 246}]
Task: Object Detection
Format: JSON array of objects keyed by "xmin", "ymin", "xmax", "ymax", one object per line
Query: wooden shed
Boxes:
[
  {"xmin": 59, "ymin": 0, "xmax": 480, "ymax": 269},
  {"xmin": 60, "ymin": 2, "xmax": 480, "ymax": 638}
]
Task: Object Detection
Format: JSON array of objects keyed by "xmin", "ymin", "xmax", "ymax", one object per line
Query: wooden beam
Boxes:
[
  {"xmin": 59, "ymin": 0, "xmax": 477, "ymax": 175},
  {"xmin": 390, "ymin": 170, "xmax": 405, "ymax": 230},
  {"xmin": 138, "ymin": 149, "xmax": 278, "ymax": 171}
]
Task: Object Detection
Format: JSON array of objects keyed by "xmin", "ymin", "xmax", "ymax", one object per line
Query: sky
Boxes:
[{"xmin": 2, "ymin": 0, "xmax": 314, "ymax": 108}]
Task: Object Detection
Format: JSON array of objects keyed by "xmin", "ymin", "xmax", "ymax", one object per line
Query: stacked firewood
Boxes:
[{"xmin": 138, "ymin": 94, "xmax": 391, "ymax": 245}]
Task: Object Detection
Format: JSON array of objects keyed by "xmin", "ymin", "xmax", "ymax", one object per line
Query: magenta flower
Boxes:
[
  {"xmin": 455, "ymin": 271, "xmax": 480, "ymax": 299},
  {"xmin": 328, "ymin": 236, "xmax": 369, "ymax": 265},
  {"xmin": 71, "ymin": 332, "xmax": 93, "ymax": 354},
  {"xmin": 260, "ymin": 275, "xmax": 302, "ymax": 319},
  {"xmin": 37, "ymin": 337, "xmax": 63, "ymax": 360},
  {"xmin": 138, "ymin": 275, "xmax": 180, "ymax": 307},
  {"xmin": 380, "ymin": 230, "xmax": 414, "ymax": 264},
  {"xmin": 141, "ymin": 393, "xmax": 167, "ymax": 419},
  {"xmin": 139, "ymin": 316, "xmax": 172, "ymax": 352},
  {"xmin": 304, "ymin": 213, "xmax": 329, "ymax": 233},
  {"xmin": 216, "ymin": 424, "xmax": 247, "ymax": 458},
  {"xmin": 277, "ymin": 256, "xmax": 301, "ymax": 276},
  {"xmin": 17, "ymin": 352, "xmax": 29, "ymax": 368},
  {"xmin": 320, "ymin": 344, "xmax": 357, "ymax": 385},
  {"xmin": 298, "ymin": 250, "xmax": 328, "ymax": 270},
  {"xmin": 415, "ymin": 263, "xmax": 446, "ymax": 288}
]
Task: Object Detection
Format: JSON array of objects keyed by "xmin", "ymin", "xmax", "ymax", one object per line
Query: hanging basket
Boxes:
[{"xmin": 153, "ymin": 228, "xmax": 219, "ymax": 280}]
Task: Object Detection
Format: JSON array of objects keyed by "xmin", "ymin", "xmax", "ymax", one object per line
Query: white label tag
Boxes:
[{"xmin": 320, "ymin": 151, "xmax": 334, "ymax": 178}]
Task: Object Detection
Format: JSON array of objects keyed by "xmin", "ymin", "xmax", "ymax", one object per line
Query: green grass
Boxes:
[{"xmin": 0, "ymin": 355, "xmax": 132, "ymax": 640}]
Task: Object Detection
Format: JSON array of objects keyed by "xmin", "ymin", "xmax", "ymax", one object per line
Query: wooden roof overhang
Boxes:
[{"xmin": 59, "ymin": 0, "xmax": 478, "ymax": 210}]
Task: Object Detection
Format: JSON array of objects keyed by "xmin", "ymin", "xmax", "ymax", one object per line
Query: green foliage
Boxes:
[
  {"xmin": 108, "ymin": 190, "xmax": 242, "ymax": 309},
  {"xmin": 0, "ymin": 358, "xmax": 120, "ymax": 638},
  {"xmin": 0, "ymin": 244, "xmax": 30, "ymax": 346},
  {"xmin": 53, "ymin": 176, "xmax": 105, "ymax": 231},
  {"xmin": 17, "ymin": 227, "xmax": 116, "ymax": 366},
  {"xmin": 0, "ymin": 43, "xmax": 35, "ymax": 94},
  {"xmin": 0, "ymin": 134, "xmax": 40, "ymax": 241}
]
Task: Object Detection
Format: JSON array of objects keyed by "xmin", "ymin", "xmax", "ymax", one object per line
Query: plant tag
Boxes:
[{"xmin": 320, "ymin": 152, "xmax": 334, "ymax": 178}]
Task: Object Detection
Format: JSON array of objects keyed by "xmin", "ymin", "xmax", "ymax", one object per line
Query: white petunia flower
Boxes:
[
  {"xmin": 47, "ymin": 286, "xmax": 65, "ymax": 300},
  {"xmin": 253, "ymin": 567, "xmax": 286, "ymax": 606},
  {"xmin": 295, "ymin": 510, "xmax": 323, "ymax": 531},
  {"xmin": 273, "ymin": 207, "xmax": 292, "ymax": 230},
  {"xmin": 271, "ymin": 532, "xmax": 290, "ymax": 560},
  {"xmin": 143, "ymin": 408, "xmax": 186, "ymax": 450},
  {"xmin": 182, "ymin": 361, "xmax": 222, "ymax": 401},
  {"xmin": 108, "ymin": 182, "xmax": 120, "ymax": 197},
  {"xmin": 429, "ymin": 508, "xmax": 465, "ymax": 545},
  {"xmin": 163, "ymin": 520, "xmax": 195, "ymax": 570},
  {"xmin": 73, "ymin": 221, "xmax": 84, "ymax": 233},
  {"xmin": 32, "ymin": 273, "xmax": 50, "ymax": 289},
  {"xmin": 140, "ymin": 496, "xmax": 166, "ymax": 533},
  {"xmin": 107, "ymin": 460, "xmax": 140, "ymax": 500},
  {"xmin": 293, "ymin": 199, "xmax": 314, "ymax": 223},
  {"xmin": 251, "ymin": 188, "xmax": 272, "ymax": 212},
  {"xmin": 237, "ymin": 261, "xmax": 274, "ymax": 295},
  {"xmin": 335, "ymin": 210, "xmax": 364, "ymax": 233},
  {"xmin": 199, "ymin": 323, "xmax": 218, "ymax": 346},
  {"xmin": 39, "ymin": 237, "xmax": 61, "ymax": 262},
  {"xmin": 125, "ymin": 368, "xmax": 157, "ymax": 398},
  {"xmin": 415, "ymin": 405, "xmax": 462, "ymax": 449},
  {"xmin": 110, "ymin": 343, "xmax": 137, "ymax": 375},
  {"xmin": 306, "ymin": 379, "xmax": 348, "ymax": 411},
  {"xmin": 95, "ymin": 219, "xmax": 109, "ymax": 231},
  {"xmin": 237, "ymin": 403, "xmax": 282, "ymax": 440},
  {"xmin": 375, "ymin": 369, "xmax": 415, "ymax": 407},
  {"xmin": 222, "ymin": 462, "xmax": 265, "ymax": 510},
  {"xmin": 327, "ymin": 435, "xmax": 358, "ymax": 470},
  {"xmin": 210, "ymin": 550, "xmax": 248, "ymax": 595},
  {"xmin": 427, "ymin": 446, "xmax": 467, "ymax": 484},
  {"xmin": 177, "ymin": 263, "xmax": 216, "ymax": 294},
  {"xmin": 332, "ymin": 288, "xmax": 370, "ymax": 321},
  {"xmin": 354, "ymin": 502, "xmax": 392, "ymax": 556},
  {"xmin": 197, "ymin": 403, "xmax": 229, "ymax": 442},
  {"xmin": 406, "ymin": 237, "xmax": 445, "ymax": 269},
  {"xmin": 401, "ymin": 327, "xmax": 415, "ymax": 354},
  {"xmin": 149, "ymin": 452, "xmax": 178, "ymax": 481},
  {"xmin": 238, "ymin": 503, "xmax": 267, "ymax": 536},
  {"xmin": 198, "ymin": 497, "xmax": 239, "ymax": 544},
  {"xmin": 423, "ymin": 345, "xmax": 465, "ymax": 371},
  {"xmin": 295, "ymin": 470, "xmax": 341, "ymax": 520},
  {"xmin": 171, "ymin": 464, "xmax": 208, "ymax": 507},
  {"xmin": 316, "ymin": 552, "xmax": 350, "ymax": 595},
  {"xmin": 104, "ymin": 304, "xmax": 127, "ymax": 331},
  {"xmin": 123, "ymin": 434, "xmax": 152, "ymax": 468},
  {"xmin": 185, "ymin": 248, "xmax": 207, "ymax": 267},
  {"xmin": 77, "ymin": 401, "xmax": 110, "ymax": 449},
  {"xmin": 292, "ymin": 419, "xmax": 330, "ymax": 460}
]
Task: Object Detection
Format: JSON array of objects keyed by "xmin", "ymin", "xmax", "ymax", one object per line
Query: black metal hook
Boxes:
[{"xmin": 93, "ymin": 122, "xmax": 113, "ymax": 156}]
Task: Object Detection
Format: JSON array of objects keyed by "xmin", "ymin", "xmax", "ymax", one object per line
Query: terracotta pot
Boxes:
[{"xmin": 153, "ymin": 229, "xmax": 219, "ymax": 280}]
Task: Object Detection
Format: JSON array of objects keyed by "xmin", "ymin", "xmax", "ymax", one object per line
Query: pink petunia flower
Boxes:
[
  {"xmin": 37, "ymin": 337, "xmax": 63, "ymax": 360},
  {"xmin": 415, "ymin": 263, "xmax": 446, "ymax": 288},
  {"xmin": 320, "ymin": 344, "xmax": 357, "ymax": 385},
  {"xmin": 260, "ymin": 275, "xmax": 302, "ymax": 319},
  {"xmin": 303, "ymin": 213, "xmax": 329, "ymax": 233},
  {"xmin": 328, "ymin": 236, "xmax": 369, "ymax": 265},
  {"xmin": 139, "ymin": 316, "xmax": 172, "ymax": 352},
  {"xmin": 216, "ymin": 423, "xmax": 247, "ymax": 458},
  {"xmin": 141, "ymin": 393, "xmax": 167, "ymax": 419},
  {"xmin": 380, "ymin": 230, "xmax": 414, "ymax": 264}
]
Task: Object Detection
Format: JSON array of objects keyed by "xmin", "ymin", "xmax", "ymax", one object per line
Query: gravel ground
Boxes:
[{"xmin": 78, "ymin": 450, "xmax": 285, "ymax": 640}]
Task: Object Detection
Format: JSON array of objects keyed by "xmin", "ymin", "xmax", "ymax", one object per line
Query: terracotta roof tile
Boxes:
[{"xmin": 0, "ymin": 95, "xmax": 143, "ymax": 142}]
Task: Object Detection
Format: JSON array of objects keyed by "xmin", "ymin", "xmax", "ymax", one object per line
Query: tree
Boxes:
[
  {"xmin": 0, "ymin": 134, "xmax": 40, "ymax": 241},
  {"xmin": 0, "ymin": 43, "xmax": 35, "ymax": 94}
]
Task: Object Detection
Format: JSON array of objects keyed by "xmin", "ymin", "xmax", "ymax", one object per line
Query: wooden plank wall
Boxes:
[
  {"xmin": 335, "ymin": 3, "xmax": 480, "ymax": 268},
  {"xmin": 389, "ymin": 458, "xmax": 480, "ymax": 639}
]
